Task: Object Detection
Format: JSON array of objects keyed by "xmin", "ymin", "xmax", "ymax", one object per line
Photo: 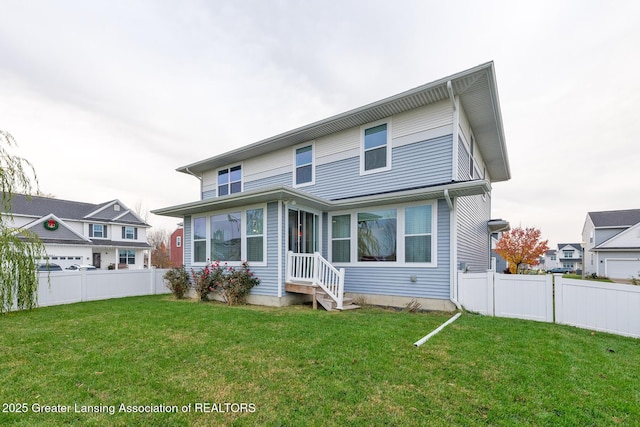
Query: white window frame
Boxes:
[
  {"xmin": 328, "ymin": 200, "xmax": 437, "ymax": 267},
  {"xmin": 89, "ymin": 224, "xmax": 106, "ymax": 239},
  {"xmin": 293, "ymin": 142, "xmax": 315, "ymax": 188},
  {"xmin": 191, "ymin": 204, "xmax": 267, "ymax": 267},
  {"xmin": 176, "ymin": 236, "xmax": 182, "ymax": 248},
  {"xmin": 192, "ymin": 216, "xmax": 208, "ymax": 265},
  {"xmin": 216, "ymin": 164, "xmax": 243, "ymax": 197},
  {"xmin": 360, "ymin": 119, "xmax": 392, "ymax": 175},
  {"xmin": 124, "ymin": 226, "xmax": 135, "ymax": 240}
]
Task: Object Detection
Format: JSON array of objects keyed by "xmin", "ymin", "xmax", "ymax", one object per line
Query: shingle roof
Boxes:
[
  {"xmin": 588, "ymin": 209, "xmax": 640, "ymax": 228},
  {"xmin": 558, "ymin": 243, "xmax": 581, "ymax": 251},
  {"xmin": 7, "ymin": 194, "xmax": 149, "ymax": 226}
]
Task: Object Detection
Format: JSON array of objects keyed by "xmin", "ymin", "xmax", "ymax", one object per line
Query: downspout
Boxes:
[
  {"xmin": 445, "ymin": 189, "xmax": 462, "ymax": 310},
  {"xmin": 447, "ymin": 81, "xmax": 456, "ymax": 112}
]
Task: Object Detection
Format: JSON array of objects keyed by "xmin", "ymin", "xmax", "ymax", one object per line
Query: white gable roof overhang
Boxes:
[
  {"xmin": 177, "ymin": 62, "xmax": 510, "ymax": 183},
  {"xmin": 152, "ymin": 180, "xmax": 491, "ymax": 218}
]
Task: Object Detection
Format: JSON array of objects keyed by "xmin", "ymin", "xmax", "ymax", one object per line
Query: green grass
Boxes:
[
  {"xmin": 1, "ymin": 296, "xmax": 638, "ymax": 426},
  {"xmin": 564, "ymin": 274, "xmax": 614, "ymax": 282}
]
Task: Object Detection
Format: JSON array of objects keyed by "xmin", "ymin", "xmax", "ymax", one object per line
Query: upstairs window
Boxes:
[
  {"xmin": 361, "ymin": 121, "xmax": 390, "ymax": 174},
  {"xmin": 218, "ymin": 165, "xmax": 242, "ymax": 196},
  {"xmin": 563, "ymin": 250, "xmax": 574, "ymax": 258},
  {"xmin": 176, "ymin": 236, "xmax": 182, "ymax": 248},
  {"xmin": 294, "ymin": 144, "xmax": 314, "ymax": 186},
  {"xmin": 89, "ymin": 224, "xmax": 107, "ymax": 238},
  {"xmin": 122, "ymin": 226, "xmax": 137, "ymax": 240}
]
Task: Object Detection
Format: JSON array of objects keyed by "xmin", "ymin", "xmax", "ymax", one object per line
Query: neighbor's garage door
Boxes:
[{"xmin": 607, "ymin": 259, "xmax": 640, "ymax": 279}]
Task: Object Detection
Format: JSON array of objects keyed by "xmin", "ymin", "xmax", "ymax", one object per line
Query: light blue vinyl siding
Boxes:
[
  {"xmin": 183, "ymin": 215, "xmax": 192, "ymax": 268},
  {"xmin": 247, "ymin": 202, "xmax": 279, "ymax": 296},
  {"xmin": 244, "ymin": 135, "xmax": 453, "ymax": 200},
  {"xmin": 456, "ymin": 194, "xmax": 491, "ymax": 271},
  {"xmin": 202, "ymin": 189, "xmax": 216, "ymax": 200},
  {"xmin": 342, "ymin": 199, "xmax": 451, "ymax": 299}
]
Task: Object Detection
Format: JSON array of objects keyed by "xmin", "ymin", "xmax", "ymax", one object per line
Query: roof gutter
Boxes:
[{"xmin": 184, "ymin": 167, "xmax": 202, "ymax": 181}]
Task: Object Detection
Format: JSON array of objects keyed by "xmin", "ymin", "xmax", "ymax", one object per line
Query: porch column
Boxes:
[{"xmin": 115, "ymin": 248, "xmax": 119, "ymax": 270}]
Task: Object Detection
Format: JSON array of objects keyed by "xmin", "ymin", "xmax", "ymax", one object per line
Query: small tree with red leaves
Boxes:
[{"xmin": 495, "ymin": 227, "xmax": 549, "ymax": 274}]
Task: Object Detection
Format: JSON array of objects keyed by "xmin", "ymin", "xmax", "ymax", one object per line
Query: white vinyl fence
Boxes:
[
  {"xmin": 36, "ymin": 269, "xmax": 171, "ymax": 308},
  {"xmin": 458, "ymin": 272, "xmax": 640, "ymax": 339}
]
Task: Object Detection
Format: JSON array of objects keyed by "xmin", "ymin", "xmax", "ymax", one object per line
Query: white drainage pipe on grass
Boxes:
[{"xmin": 413, "ymin": 312, "xmax": 462, "ymax": 347}]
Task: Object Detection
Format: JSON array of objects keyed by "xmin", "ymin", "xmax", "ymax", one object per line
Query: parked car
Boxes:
[
  {"xmin": 547, "ymin": 267, "xmax": 573, "ymax": 274},
  {"xmin": 38, "ymin": 263, "xmax": 63, "ymax": 271},
  {"xmin": 66, "ymin": 264, "xmax": 97, "ymax": 271}
]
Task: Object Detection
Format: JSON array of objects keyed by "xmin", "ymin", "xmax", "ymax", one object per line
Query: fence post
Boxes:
[
  {"xmin": 80, "ymin": 270, "xmax": 87, "ymax": 302},
  {"xmin": 554, "ymin": 274, "xmax": 563, "ymax": 325},
  {"xmin": 487, "ymin": 270, "xmax": 495, "ymax": 316}
]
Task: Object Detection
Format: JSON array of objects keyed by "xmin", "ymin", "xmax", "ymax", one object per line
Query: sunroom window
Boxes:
[
  {"xmin": 193, "ymin": 217, "xmax": 207, "ymax": 263},
  {"xmin": 331, "ymin": 215, "xmax": 351, "ymax": 263},
  {"xmin": 192, "ymin": 207, "xmax": 265, "ymax": 265},
  {"xmin": 330, "ymin": 202, "xmax": 435, "ymax": 265},
  {"xmin": 211, "ymin": 212, "xmax": 241, "ymax": 261},
  {"xmin": 405, "ymin": 205, "xmax": 432, "ymax": 263},
  {"xmin": 357, "ymin": 209, "xmax": 397, "ymax": 262}
]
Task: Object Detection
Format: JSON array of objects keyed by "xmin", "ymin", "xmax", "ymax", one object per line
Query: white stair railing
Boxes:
[{"xmin": 286, "ymin": 251, "xmax": 345, "ymax": 309}]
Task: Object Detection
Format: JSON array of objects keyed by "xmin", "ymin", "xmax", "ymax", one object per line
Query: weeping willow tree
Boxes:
[{"xmin": 0, "ymin": 130, "xmax": 46, "ymax": 313}]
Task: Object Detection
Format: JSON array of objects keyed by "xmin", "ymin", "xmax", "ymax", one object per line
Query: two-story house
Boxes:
[
  {"xmin": 557, "ymin": 243, "xmax": 582, "ymax": 272},
  {"xmin": 6, "ymin": 194, "xmax": 152, "ymax": 269},
  {"xmin": 153, "ymin": 62, "xmax": 511, "ymax": 310},
  {"xmin": 582, "ymin": 209, "xmax": 640, "ymax": 279}
]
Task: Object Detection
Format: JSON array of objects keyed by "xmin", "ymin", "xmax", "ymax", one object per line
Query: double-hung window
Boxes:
[
  {"xmin": 218, "ymin": 165, "xmax": 242, "ymax": 196},
  {"xmin": 122, "ymin": 226, "xmax": 137, "ymax": 240},
  {"xmin": 361, "ymin": 121, "xmax": 390, "ymax": 174},
  {"xmin": 294, "ymin": 144, "xmax": 314, "ymax": 186},
  {"xmin": 193, "ymin": 217, "xmax": 207, "ymax": 263},
  {"xmin": 331, "ymin": 215, "xmax": 351, "ymax": 263},
  {"xmin": 89, "ymin": 224, "xmax": 106, "ymax": 238}
]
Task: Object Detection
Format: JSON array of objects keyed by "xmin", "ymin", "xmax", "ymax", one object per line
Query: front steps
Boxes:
[{"xmin": 285, "ymin": 282, "xmax": 360, "ymax": 311}]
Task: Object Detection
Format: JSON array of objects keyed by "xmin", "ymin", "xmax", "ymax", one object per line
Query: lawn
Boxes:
[{"xmin": 1, "ymin": 296, "xmax": 638, "ymax": 426}]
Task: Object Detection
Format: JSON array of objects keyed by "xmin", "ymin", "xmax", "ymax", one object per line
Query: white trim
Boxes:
[
  {"xmin": 328, "ymin": 200, "xmax": 437, "ymax": 268},
  {"xmin": 277, "ymin": 200, "xmax": 283, "ymax": 298},
  {"xmin": 292, "ymin": 141, "xmax": 315, "ymax": 188},
  {"xmin": 451, "ymin": 96, "xmax": 459, "ymax": 181},
  {"xmin": 285, "ymin": 204, "xmax": 323, "ymax": 255},
  {"xmin": 359, "ymin": 118, "xmax": 392, "ymax": 175}
]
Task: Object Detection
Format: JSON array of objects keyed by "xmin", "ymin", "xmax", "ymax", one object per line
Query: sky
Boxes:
[{"xmin": 1, "ymin": 0, "xmax": 639, "ymax": 247}]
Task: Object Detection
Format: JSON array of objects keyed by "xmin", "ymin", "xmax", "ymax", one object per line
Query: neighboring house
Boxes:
[
  {"xmin": 170, "ymin": 224, "xmax": 184, "ymax": 267},
  {"xmin": 153, "ymin": 62, "xmax": 511, "ymax": 310},
  {"xmin": 6, "ymin": 194, "xmax": 152, "ymax": 269},
  {"xmin": 541, "ymin": 249, "xmax": 558, "ymax": 270},
  {"xmin": 556, "ymin": 243, "xmax": 582, "ymax": 272},
  {"xmin": 490, "ymin": 226, "xmax": 510, "ymax": 273},
  {"xmin": 582, "ymin": 209, "xmax": 640, "ymax": 279}
]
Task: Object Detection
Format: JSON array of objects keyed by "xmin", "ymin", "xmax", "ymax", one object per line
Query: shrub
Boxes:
[
  {"xmin": 191, "ymin": 260, "xmax": 260, "ymax": 305},
  {"xmin": 164, "ymin": 267, "xmax": 191, "ymax": 299}
]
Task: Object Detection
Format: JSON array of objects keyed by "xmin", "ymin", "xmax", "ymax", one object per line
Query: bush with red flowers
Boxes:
[{"xmin": 191, "ymin": 260, "xmax": 260, "ymax": 305}]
